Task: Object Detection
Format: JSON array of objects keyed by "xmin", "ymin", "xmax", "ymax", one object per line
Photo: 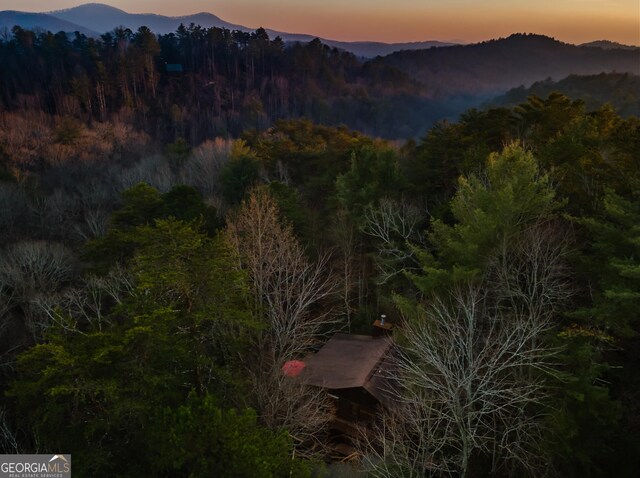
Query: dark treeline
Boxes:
[{"xmin": 0, "ymin": 24, "xmax": 468, "ymax": 140}]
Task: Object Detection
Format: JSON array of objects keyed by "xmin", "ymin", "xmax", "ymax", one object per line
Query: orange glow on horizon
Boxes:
[{"xmin": 0, "ymin": 0, "xmax": 638, "ymax": 46}]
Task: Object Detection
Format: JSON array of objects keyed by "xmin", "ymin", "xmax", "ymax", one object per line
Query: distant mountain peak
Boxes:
[
  {"xmin": 174, "ymin": 12, "xmax": 225, "ymax": 22},
  {"xmin": 49, "ymin": 3, "xmax": 127, "ymax": 15},
  {"xmin": 502, "ymin": 33, "xmax": 564, "ymax": 44},
  {"xmin": 580, "ymin": 40, "xmax": 639, "ymax": 50}
]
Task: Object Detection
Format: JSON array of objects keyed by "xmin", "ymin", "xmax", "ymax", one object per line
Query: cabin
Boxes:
[{"xmin": 297, "ymin": 319, "xmax": 397, "ymax": 443}]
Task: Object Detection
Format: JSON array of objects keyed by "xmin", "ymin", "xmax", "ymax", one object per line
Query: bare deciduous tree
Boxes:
[
  {"xmin": 0, "ymin": 283, "xmax": 13, "ymax": 341},
  {"xmin": 181, "ymin": 138, "xmax": 233, "ymax": 200},
  {"xmin": 488, "ymin": 222, "xmax": 573, "ymax": 324},
  {"xmin": 74, "ymin": 176, "xmax": 121, "ymax": 241},
  {"xmin": 362, "ymin": 197, "xmax": 426, "ymax": 284},
  {"xmin": 0, "ymin": 241, "xmax": 77, "ymax": 339},
  {"xmin": 258, "ymin": 367, "xmax": 335, "ymax": 455},
  {"xmin": 0, "ymin": 183, "xmax": 29, "ymax": 243},
  {"xmin": 75, "ymin": 208, "xmax": 110, "ymax": 241},
  {"xmin": 35, "ymin": 265, "xmax": 134, "ymax": 334},
  {"xmin": 331, "ymin": 208, "xmax": 358, "ymax": 332},
  {"xmin": 363, "ymin": 224, "xmax": 571, "ymax": 478},
  {"xmin": 225, "ymin": 188, "xmax": 337, "ymax": 455},
  {"xmin": 0, "ymin": 407, "xmax": 19, "ymax": 454},
  {"xmin": 36, "ymin": 189, "xmax": 79, "ymax": 241},
  {"xmin": 119, "ymin": 154, "xmax": 175, "ymax": 193},
  {"xmin": 226, "ymin": 188, "xmax": 337, "ymax": 361}
]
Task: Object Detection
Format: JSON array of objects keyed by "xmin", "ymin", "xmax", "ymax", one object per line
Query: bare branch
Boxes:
[
  {"xmin": 362, "ymin": 198, "xmax": 426, "ymax": 284},
  {"xmin": 0, "ymin": 241, "xmax": 77, "ymax": 339},
  {"xmin": 225, "ymin": 188, "xmax": 338, "ymax": 454},
  {"xmin": 180, "ymin": 138, "xmax": 232, "ymax": 199},
  {"xmin": 0, "ymin": 407, "xmax": 20, "ymax": 454},
  {"xmin": 363, "ymin": 223, "xmax": 571, "ymax": 477}
]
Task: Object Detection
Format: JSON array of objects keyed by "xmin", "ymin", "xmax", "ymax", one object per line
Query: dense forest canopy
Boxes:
[
  {"xmin": 1, "ymin": 26, "xmax": 637, "ymax": 141},
  {"xmin": 0, "ymin": 24, "xmax": 442, "ymax": 140},
  {"xmin": 0, "ymin": 23, "xmax": 639, "ymax": 478}
]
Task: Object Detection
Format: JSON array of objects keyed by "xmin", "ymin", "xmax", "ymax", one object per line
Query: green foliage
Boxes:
[
  {"xmin": 160, "ymin": 185, "xmax": 222, "ymax": 234},
  {"xmin": 220, "ymin": 141, "xmax": 261, "ymax": 205},
  {"xmin": 165, "ymin": 138, "xmax": 191, "ymax": 174},
  {"xmin": 85, "ymin": 183, "xmax": 221, "ymax": 270},
  {"xmin": 404, "ymin": 93, "xmax": 640, "ymax": 218},
  {"xmin": 549, "ymin": 329, "xmax": 633, "ymax": 477},
  {"xmin": 250, "ymin": 120, "xmax": 383, "ymax": 247},
  {"xmin": 514, "ymin": 92, "xmax": 587, "ymax": 146},
  {"xmin": 574, "ymin": 190, "xmax": 640, "ymax": 337},
  {"xmin": 8, "ymin": 218, "xmax": 257, "ymax": 476},
  {"xmin": 253, "ymin": 120, "xmax": 373, "ymax": 199},
  {"xmin": 152, "ymin": 393, "xmax": 311, "ymax": 478},
  {"xmin": 406, "ymin": 106, "xmax": 522, "ymax": 211},
  {"xmin": 560, "ymin": 190, "xmax": 640, "ymax": 476},
  {"xmin": 132, "ymin": 219, "xmax": 252, "ymax": 329},
  {"xmin": 1, "ymin": 59, "xmax": 638, "ymax": 475},
  {"xmin": 335, "ymin": 146, "xmax": 405, "ymax": 224},
  {"xmin": 265, "ymin": 181, "xmax": 311, "ymax": 241},
  {"xmin": 414, "ymin": 144, "xmax": 560, "ymax": 292},
  {"xmin": 531, "ymin": 102, "xmax": 638, "ymax": 213},
  {"xmin": 112, "ymin": 182, "xmax": 164, "ymax": 229}
]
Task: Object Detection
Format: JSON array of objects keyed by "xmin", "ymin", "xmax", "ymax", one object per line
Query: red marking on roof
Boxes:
[{"xmin": 282, "ymin": 360, "xmax": 306, "ymax": 377}]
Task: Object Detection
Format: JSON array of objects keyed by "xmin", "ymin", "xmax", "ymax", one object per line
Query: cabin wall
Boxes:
[{"xmin": 331, "ymin": 387, "xmax": 379, "ymax": 424}]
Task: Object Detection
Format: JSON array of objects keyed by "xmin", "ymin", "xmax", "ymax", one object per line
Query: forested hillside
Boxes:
[
  {"xmin": 1, "ymin": 27, "xmax": 636, "ymax": 141},
  {"xmin": 0, "ymin": 25, "xmax": 454, "ymax": 140},
  {"xmin": 492, "ymin": 72, "xmax": 640, "ymax": 117},
  {"xmin": 0, "ymin": 24, "xmax": 639, "ymax": 478},
  {"xmin": 380, "ymin": 33, "xmax": 640, "ymax": 97}
]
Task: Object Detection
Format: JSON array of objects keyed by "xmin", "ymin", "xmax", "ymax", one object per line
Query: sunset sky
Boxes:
[{"xmin": 1, "ymin": 0, "xmax": 639, "ymax": 45}]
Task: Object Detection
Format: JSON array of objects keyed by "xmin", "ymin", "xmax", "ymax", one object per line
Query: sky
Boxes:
[{"xmin": 1, "ymin": 0, "xmax": 639, "ymax": 45}]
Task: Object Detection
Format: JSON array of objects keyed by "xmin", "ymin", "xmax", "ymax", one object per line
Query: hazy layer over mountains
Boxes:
[
  {"xmin": 492, "ymin": 72, "xmax": 640, "ymax": 117},
  {"xmin": 381, "ymin": 34, "xmax": 640, "ymax": 97}
]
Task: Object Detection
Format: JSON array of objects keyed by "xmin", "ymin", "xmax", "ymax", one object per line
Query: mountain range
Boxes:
[
  {"xmin": 580, "ymin": 40, "xmax": 639, "ymax": 50},
  {"xmin": 380, "ymin": 34, "xmax": 640, "ymax": 98},
  {"xmin": 0, "ymin": 10, "xmax": 97, "ymax": 37},
  {"xmin": 0, "ymin": 3, "xmax": 454, "ymax": 57}
]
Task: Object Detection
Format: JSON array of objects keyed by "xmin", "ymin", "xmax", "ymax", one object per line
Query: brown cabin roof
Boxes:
[
  {"xmin": 364, "ymin": 354, "xmax": 397, "ymax": 408},
  {"xmin": 303, "ymin": 333, "xmax": 393, "ymax": 391}
]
